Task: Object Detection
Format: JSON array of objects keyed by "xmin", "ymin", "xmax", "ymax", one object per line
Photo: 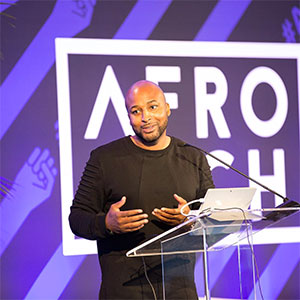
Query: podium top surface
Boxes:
[{"xmin": 126, "ymin": 200, "xmax": 300, "ymax": 257}]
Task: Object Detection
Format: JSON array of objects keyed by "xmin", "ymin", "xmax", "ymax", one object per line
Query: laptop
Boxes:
[{"xmin": 192, "ymin": 187, "xmax": 263, "ymax": 221}]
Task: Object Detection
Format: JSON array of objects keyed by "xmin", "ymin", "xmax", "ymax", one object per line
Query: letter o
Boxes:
[{"xmin": 240, "ymin": 67, "xmax": 288, "ymax": 137}]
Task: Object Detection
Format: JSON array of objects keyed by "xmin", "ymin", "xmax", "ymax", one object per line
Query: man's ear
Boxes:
[
  {"xmin": 127, "ymin": 112, "xmax": 133, "ymax": 125},
  {"xmin": 166, "ymin": 103, "xmax": 171, "ymax": 117}
]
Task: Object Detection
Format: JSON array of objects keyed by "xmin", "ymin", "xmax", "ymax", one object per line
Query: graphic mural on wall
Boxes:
[{"xmin": 1, "ymin": 1, "xmax": 299, "ymax": 299}]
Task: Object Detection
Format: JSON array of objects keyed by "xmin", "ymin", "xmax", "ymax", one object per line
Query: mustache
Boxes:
[{"xmin": 141, "ymin": 122, "xmax": 157, "ymax": 128}]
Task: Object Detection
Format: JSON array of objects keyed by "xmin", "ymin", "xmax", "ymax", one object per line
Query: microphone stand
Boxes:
[
  {"xmin": 181, "ymin": 142, "xmax": 291, "ymax": 203},
  {"xmin": 196, "ymin": 146, "xmax": 289, "ymax": 203}
]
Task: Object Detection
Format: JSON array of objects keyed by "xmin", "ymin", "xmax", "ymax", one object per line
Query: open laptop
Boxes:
[{"xmin": 192, "ymin": 187, "xmax": 263, "ymax": 221}]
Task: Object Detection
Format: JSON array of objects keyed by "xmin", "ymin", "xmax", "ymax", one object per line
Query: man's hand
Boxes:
[
  {"xmin": 152, "ymin": 194, "xmax": 190, "ymax": 226},
  {"xmin": 105, "ymin": 196, "xmax": 148, "ymax": 234}
]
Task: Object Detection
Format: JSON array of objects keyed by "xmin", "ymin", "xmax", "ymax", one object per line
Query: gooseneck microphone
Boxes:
[{"xmin": 181, "ymin": 142, "xmax": 289, "ymax": 203}]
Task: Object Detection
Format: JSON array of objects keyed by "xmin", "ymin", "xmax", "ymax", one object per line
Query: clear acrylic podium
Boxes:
[{"xmin": 127, "ymin": 200, "xmax": 300, "ymax": 300}]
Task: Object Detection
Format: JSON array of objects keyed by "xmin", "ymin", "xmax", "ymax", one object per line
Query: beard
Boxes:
[{"xmin": 133, "ymin": 118, "xmax": 168, "ymax": 144}]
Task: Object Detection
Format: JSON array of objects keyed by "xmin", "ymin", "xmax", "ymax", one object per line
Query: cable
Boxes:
[
  {"xmin": 237, "ymin": 240, "xmax": 244, "ymax": 299},
  {"xmin": 141, "ymin": 257, "xmax": 157, "ymax": 300},
  {"xmin": 180, "ymin": 198, "xmax": 204, "ymax": 217}
]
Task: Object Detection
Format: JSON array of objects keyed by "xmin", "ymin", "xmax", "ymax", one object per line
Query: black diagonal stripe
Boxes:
[
  {"xmin": 0, "ymin": 1, "xmax": 56, "ymax": 85},
  {"xmin": 76, "ymin": 0, "xmax": 137, "ymax": 39},
  {"xmin": 149, "ymin": 0, "xmax": 217, "ymax": 41}
]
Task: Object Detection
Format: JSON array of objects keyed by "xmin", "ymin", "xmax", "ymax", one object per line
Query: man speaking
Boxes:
[{"xmin": 69, "ymin": 80, "xmax": 214, "ymax": 299}]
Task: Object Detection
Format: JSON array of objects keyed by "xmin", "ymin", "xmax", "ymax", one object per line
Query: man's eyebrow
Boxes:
[
  {"xmin": 147, "ymin": 99, "xmax": 159, "ymax": 104},
  {"xmin": 129, "ymin": 100, "xmax": 159, "ymax": 110}
]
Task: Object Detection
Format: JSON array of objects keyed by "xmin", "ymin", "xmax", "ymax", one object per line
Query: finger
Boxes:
[
  {"xmin": 111, "ymin": 196, "xmax": 126, "ymax": 210},
  {"xmin": 114, "ymin": 218, "xmax": 148, "ymax": 233},
  {"xmin": 119, "ymin": 213, "xmax": 148, "ymax": 223},
  {"xmin": 46, "ymin": 156, "xmax": 57, "ymax": 176},
  {"xmin": 122, "ymin": 219, "xmax": 148, "ymax": 230},
  {"xmin": 174, "ymin": 194, "xmax": 190, "ymax": 214},
  {"xmin": 33, "ymin": 149, "xmax": 50, "ymax": 173},
  {"xmin": 41, "ymin": 162, "xmax": 55, "ymax": 190},
  {"xmin": 28, "ymin": 147, "xmax": 41, "ymax": 166},
  {"xmin": 153, "ymin": 208, "xmax": 185, "ymax": 223},
  {"xmin": 51, "ymin": 167, "xmax": 58, "ymax": 176},
  {"xmin": 47, "ymin": 157, "xmax": 54, "ymax": 168},
  {"xmin": 152, "ymin": 208, "xmax": 175, "ymax": 219},
  {"xmin": 121, "ymin": 223, "xmax": 146, "ymax": 233},
  {"xmin": 38, "ymin": 170, "xmax": 45, "ymax": 181},
  {"xmin": 174, "ymin": 194, "xmax": 187, "ymax": 206},
  {"xmin": 160, "ymin": 207, "xmax": 180, "ymax": 215},
  {"xmin": 152, "ymin": 213, "xmax": 177, "ymax": 225},
  {"xmin": 118, "ymin": 209, "xmax": 144, "ymax": 217}
]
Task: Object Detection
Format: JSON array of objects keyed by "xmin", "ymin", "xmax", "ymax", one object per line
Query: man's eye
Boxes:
[
  {"xmin": 150, "ymin": 105, "xmax": 158, "ymax": 110},
  {"xmin": 131, "ymin": 110, "xmax": 140, "ymax": 115}
]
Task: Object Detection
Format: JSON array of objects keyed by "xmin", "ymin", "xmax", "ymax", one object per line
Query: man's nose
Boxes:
[{"xmin": 142, "ymin": 110, "xmax": 151, "ymax": 122}]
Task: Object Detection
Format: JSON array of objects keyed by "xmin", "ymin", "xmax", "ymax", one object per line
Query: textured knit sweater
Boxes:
[{"xmin": 69, "ymin": 136, "xmax": 214, "ymax": 254}]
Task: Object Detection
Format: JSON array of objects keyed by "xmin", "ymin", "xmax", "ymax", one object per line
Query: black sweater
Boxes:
[{"xmin": 69, "ymin": 136, "xmax": 215, "ymax": 256}]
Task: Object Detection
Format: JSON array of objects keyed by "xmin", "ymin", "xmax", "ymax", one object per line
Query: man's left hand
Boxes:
[{"xmin": 152, "ymin": 194, "xmax": 190, "ymax": 226}]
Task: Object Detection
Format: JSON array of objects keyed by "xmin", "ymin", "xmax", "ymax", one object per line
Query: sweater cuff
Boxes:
[{"xmin": 95, "ymin": 213, "xmax": 111, "ymax": 238}]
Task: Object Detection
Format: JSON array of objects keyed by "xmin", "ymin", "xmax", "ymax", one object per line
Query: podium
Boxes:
[{"xmin": 127, "ymin": 200, "xmax": 300, "ymax": 300}]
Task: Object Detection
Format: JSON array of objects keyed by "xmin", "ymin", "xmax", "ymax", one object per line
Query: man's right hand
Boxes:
[{"xmin": 105, "ymin": 196, "xmax": 148, "ymax": 234}]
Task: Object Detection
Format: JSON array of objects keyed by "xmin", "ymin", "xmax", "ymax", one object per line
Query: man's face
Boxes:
[{"xmin": 126, "ymin": 82, "xmax": 170, "ymax": 144}]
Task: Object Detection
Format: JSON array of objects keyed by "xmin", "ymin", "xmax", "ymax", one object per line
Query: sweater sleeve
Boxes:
[
  {"xmin": 198, "ymin": 152, "xmax": 215, "ymax": 199},
  {"xmin": 69, "ymin": 149, "xmax": 109, "ymax": 240}
]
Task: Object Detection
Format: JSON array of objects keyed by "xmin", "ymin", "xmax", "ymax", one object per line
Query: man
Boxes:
[{"xmin": 69, "ymin": 80, "xmax": 214, "ymax": 299}]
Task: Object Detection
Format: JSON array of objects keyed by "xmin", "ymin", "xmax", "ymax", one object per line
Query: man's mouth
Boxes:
[{"xmin": 141, "ymin": 124, "xmax": 156, "ymax": 133}]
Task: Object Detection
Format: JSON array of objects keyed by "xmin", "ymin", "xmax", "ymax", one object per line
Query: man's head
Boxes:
[{"xmin": 125, "ymin": 80, "xmax": 171, "ymax": 147}]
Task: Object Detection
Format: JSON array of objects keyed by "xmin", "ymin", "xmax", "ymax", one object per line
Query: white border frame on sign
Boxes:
[{"xmin": 55, "ymin": 38, "xmax": 300, "ymax": 256}]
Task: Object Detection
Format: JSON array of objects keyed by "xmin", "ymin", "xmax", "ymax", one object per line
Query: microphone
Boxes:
[{"xmin": 180, "ymin": 142, "xmax": 289, "ymax": 203}]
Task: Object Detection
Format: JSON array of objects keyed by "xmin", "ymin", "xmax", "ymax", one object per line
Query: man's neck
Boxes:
[{"xmin": 130, "ymin": 135, "xmax": 171, "ymax": 151}]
